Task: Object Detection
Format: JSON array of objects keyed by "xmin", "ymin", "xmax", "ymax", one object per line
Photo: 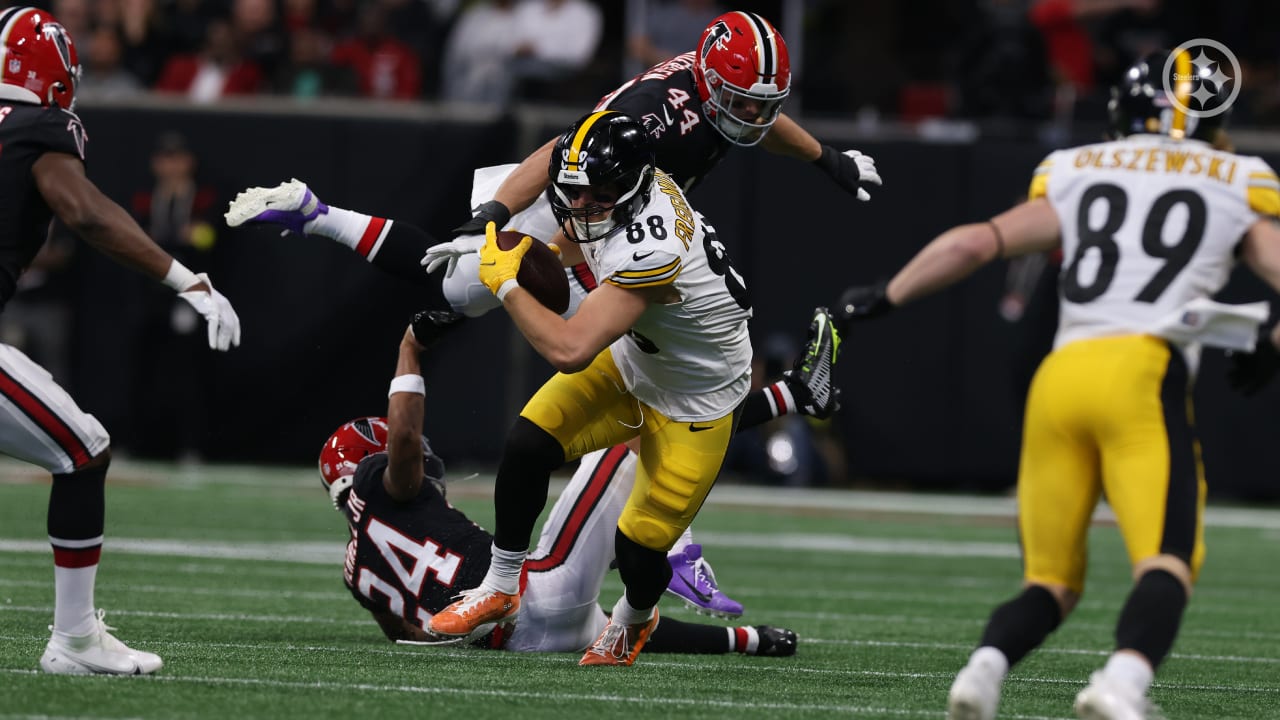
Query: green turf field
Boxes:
[{"xmin": 2, "ymin": 460, "xmax": 1278, "ymax": 719}]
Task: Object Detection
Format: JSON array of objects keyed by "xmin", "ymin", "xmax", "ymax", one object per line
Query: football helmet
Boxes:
[
  {"xmin": 1108, "ymin": 49, "xmax": 1230, "ymax": 142},
  {"xmin": 0, "ymin": 7, "xmax": 81, "ymax": 110},
  {"xmin": 547, "ymin": 110, "xmax": 655, "ymax": 243},
  {"xmin": 693, "ymin": 11, "xmax": 791, "ymax": 146},
  {"xmin": 318, "ymin": 417, "xmax": 445, "ymax": 509}
]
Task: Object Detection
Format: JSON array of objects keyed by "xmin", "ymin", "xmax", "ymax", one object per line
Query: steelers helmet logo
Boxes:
[{"xmin": 1161, "ymin": 38, "xmax": 1240, "ymax": 119}]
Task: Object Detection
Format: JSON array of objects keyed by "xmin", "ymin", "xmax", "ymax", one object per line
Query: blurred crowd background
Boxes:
[
  {"xmin": 4, "ymin": 0, "xmax": 1279, "ymax": 128},
  {"xmin": 4, "ymin": 0, "xmax": 1280, "ymax": 495}
]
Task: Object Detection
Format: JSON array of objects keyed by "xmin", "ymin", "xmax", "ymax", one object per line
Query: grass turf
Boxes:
[{"xmin": 1, "ymin": 461, "xmax": 1277, "ymax": 719}]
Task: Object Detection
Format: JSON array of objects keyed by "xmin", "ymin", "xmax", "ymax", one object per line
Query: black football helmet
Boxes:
[
  {"xmin": 547, "ymin": 110, "xmax": 656, "ymax": 243},
  {"xmin": 1107, "ymin": 49, "xmax": 1231, "ymax": 142}
]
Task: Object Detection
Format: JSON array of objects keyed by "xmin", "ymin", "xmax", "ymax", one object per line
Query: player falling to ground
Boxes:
[
  {"xmin": 321, "ymin": 309, "xmax": 797, "ymax": 657},
  {"xmin": 228, "ymin": 12, "xmax": 859, "ymax": 620},
  {"xmin": 0, "ymin": 7, "xmax": 241, "ymax": 676},
  {"xmin": 226, "ymin": 194, "xmax": 841, "ymax": 622},
  {"xmin": 425, "ymin": 110, "xmax": 781, "ymax": 666},
  {"xmin": 837, "ymin": 51, "xmax": 1280, "ymax": 720}
]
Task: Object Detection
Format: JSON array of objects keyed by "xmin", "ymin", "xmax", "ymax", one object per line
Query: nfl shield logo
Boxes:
[{"xmin": 7, "ymin": 58, "xmax": 19, "ymax": 74}]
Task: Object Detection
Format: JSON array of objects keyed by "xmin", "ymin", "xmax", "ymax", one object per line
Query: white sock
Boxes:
[
  {"xmin": 481, "ymin": 543, "xmax": 525, "ymax": 595},
  {"xmin": 1103, "ymin": 651, "xmax": 1154, "ymax": 694},
  {"xmin": 727, "ymin": 626, "xmax": 760, "ymax": 654},
  {"xmin": 304, "ymin": 206, "xmax": 386, "ymax": 254},
  {"xmin": 610, "ymin": 595, "xmax": 655, "ymax": 626},
  {"xmin": 668, "ymin": 527, "xmax": 695, "ymax": 556},
  {"xmin": 764, "ymin": 380, "xmax": 796, "ymax": 417},
  {"xmin": 968, "ymin": 646, "xmax": 1010, "ymax": 676},
  {"xmin": 53, "ymin": 564, "xmax": 98, "ymax": 637}
]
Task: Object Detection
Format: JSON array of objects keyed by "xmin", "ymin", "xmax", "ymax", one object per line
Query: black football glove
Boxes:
[
  {"xmin": 451, "ymin": 200, "xmax": 512, "ymax": 238},
  {"xmin": 836, "ymin": 281, "xmax": 894, "ymax": 330},
  {"xmin": 813, "ymin": 145, "xmax": 882, "ymax": 201},
  {"xmin": 1227, "ymin": 326, "xmax": 1280, "ymax": 397},
  {"xmin": 409, "ymin": 309, "xmax": 465, "ymax": 347}
]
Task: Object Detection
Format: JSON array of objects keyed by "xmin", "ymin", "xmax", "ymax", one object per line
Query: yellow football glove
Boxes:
[{"xmin": 478, "ymin": 221, "xmax": 532, "ymax": 300}]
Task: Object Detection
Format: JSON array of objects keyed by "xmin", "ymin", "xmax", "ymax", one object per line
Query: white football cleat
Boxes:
[
  {"xmin": 946, "ymin": 656, "xmax": 1004, "ymax": 720},
  {"xmin": 224, "ymin": 178, "xmax": 328, "ymax": 234},
  {"xmin": 1074, "ymin": 672, "xmax": 1151, "ymax": 720},
  {"xmin": 40, "ymin": 609, "xmax": 163, "ymax": 675}
]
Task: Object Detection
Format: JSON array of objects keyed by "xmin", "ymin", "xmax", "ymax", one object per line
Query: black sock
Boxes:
[
  {"xmin": 365, "ymin": 222, "xmax": 450, "ymax": 307},
  {"xmin": 49, "ymin": 459, "xmax": 108, "ymax": 542},
  {"xmin": 491, "ymin": 417, "xmax": 563, "ymax": 552},
  {"xmin": 615, "ymin": 527, "xmax": 672, "ymax": 611},
  {"xmin": 978, "ymin": 585, "xmax": 1063, "ymax": 667},
  {"xmin": 643, "ymin": 616, "xmax": 731, "ymax": 654},
  {"xmin": 1115, "ymin": 569, "xmax": 1187, "ymax": 669}
]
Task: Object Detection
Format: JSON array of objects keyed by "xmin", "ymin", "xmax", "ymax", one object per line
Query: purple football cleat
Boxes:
[
  {"xmin": 665, "ymin": 543, "xmax": 744, "ymax": 619},
  {"xmin": 224, "ymin": 178, "xmax": 328, "ymax": 235}
]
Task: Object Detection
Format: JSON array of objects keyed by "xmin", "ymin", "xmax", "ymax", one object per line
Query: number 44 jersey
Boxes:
[{"xmin": 1032, "ymin": 135, "xmax": 1280, "ymax": 350}]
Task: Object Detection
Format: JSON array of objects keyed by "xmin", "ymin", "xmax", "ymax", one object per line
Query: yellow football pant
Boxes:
[
  {"xmin": 519, "ymin": 348, "xmax": 738, "ymax": 551},
  {"xmin": 1018, "ymin": 335, "xmax": 1206, "ymax": 593}
]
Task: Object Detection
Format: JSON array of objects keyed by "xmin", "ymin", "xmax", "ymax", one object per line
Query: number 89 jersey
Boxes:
[
  {"xmin": 580, "ymin": 169, "xmax": 753, "ymax": 422},
  {"xmin": 1034, "ymin": 135, "xmax": 1280, "ymax": 349}
]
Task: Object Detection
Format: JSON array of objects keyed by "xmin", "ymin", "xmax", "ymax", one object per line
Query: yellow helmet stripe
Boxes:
[
  {"xmin": 1171, "ymin": 47, "xmax": 1193, "ymax": 138},
  {"xmin": 567, "ymin": 111, "xmax": 615, "ymax": 172}
]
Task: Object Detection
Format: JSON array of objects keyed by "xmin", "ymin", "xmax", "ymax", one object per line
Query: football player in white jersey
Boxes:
[
  {"xmin": 836, "ymin": 50, "xmax": 1280, "ymax": 720},
  {"xmin": 427, "ymin": 110, "xmax": 755, "ymax": 667}
]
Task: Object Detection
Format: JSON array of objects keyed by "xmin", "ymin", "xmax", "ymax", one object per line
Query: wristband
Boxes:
[
  {"xmin": 163, "ymin": 260, "xmax": 199, "ymax": 291},
  {"xmin": 388, "ymin": 374, "xmax": 426, "ymax": 398},
  {"xmin": 496, "ymin": 278, "xmax": 519, "ymax": 302}
]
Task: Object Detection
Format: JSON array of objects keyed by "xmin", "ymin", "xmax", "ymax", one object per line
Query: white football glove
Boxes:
[
  {"xmin": 420, "ymin": 234, "xmax": 486, "ymax": 278},
  {"xmin": 845, "ymin": 150, "xmax": 881, "ymax": 202},
  {"xmin": 815, "ymin": 146, "xmax": 882, "ymax": 202},
  {"xmin": 177, "ymin": 273, "xmax": 242, "ymax": 351}
]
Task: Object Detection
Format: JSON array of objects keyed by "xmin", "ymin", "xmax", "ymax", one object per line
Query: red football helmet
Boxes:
[
  {"xmin": 318, "ymin": 417, "xmax": 445, "ymax": 509},
  {"xmin": 693, "ymin": 11, "xmax": 791, "ymax": 146},
  {"xmin": 0, "ymin": 7, "xmax": 81, "ymax": 110}
]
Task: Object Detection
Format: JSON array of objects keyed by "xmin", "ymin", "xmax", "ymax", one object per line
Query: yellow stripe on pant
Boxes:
[
  {"xmin": 1018, "ymin": 335, "xmax": 1206, "ymax": 593},
  {"xmin": 519, "ymin": 348, "xmax": 738, "ymax": 551}
]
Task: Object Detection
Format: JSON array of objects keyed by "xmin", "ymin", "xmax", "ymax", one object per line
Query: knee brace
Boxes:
[{"xmin": 49, "ymin": 452, "xmax": 111, "ymax": 542}]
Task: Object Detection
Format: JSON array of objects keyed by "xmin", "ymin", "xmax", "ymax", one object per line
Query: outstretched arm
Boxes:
[
  {"xmin": 760, "ymin": 113, "xmax": 821, "ymax": 160},
  {"xmin": 491, "ymin": 137, "xmax": 559, "ymax": 218},
  {"xmin": 35, "ymin": 151, "xmax": 241, "ymax": 350},
  {"xmin": 763, "ymin": 114, "xmax": 882, "ymax": 202}
]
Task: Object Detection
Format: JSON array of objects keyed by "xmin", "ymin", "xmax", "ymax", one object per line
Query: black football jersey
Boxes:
[
  {"xmin": 0, "ymin": 102, "xmax": 87, "ymax": 311},
  {"xmin": 340, "ymin": 453, "xmax": 492, "ymax": 625},
  {"xmin": 596, "ymin": 52, "xmax": 730, "ymax": 193}
]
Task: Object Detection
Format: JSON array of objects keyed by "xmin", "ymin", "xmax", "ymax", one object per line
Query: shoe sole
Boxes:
[
  {"xmin": 225, "ymin": 182, "xmax": 306, "ymax": 228},
  {"xmin": 662, "ymin": 587, "xmax": 743, "ymax": 619},
  {"xmin": 946, "ymin": 697, "xmax": 990, "ymax": 720},
  {"xmin": 40, "ymin": 654, "xmax": 152, "ymax": 675}
]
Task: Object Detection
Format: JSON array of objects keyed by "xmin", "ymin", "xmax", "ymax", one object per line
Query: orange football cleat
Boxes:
[
  {"xmin": 428, "ymin": 587, "xmax": 520, "ymax": 637},
  {"xmin": 578, "ymin": 609, "xmax": 659, "ymax": 666}
]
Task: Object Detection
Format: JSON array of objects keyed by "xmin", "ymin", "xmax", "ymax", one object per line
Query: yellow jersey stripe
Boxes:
[
  {"xmin": 606, "ymin": 272, "xmax": 681, "ymax": 289},
  {"xmin": 1028, "ymin": 172, "xmax": 1049, "ymax": 201},
  {"xmin": 1171, "ymin": 48, "xmax": 1192, "ymax": 138},
  {"xmin": 567, "ymin": 111, "xmax": 615, "ymax": 171},
  {"xmin": 613, "ymin": 257, "xmax": 681, "ymax": 280},
  {"xmin": 1248, "ymin": 185, "xmax": 1280, "ymax": 217}
]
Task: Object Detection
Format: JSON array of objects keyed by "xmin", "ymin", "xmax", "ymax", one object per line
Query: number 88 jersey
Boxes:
[
  {"xmin": 1033, "ymin": 135, "xmax": 1280, "ymax": 349},
  {"xmin": 579, "ymin": 169, "xmax": 753, "ymax": 422}
]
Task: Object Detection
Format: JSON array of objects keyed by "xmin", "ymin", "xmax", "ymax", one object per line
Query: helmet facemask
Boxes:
[
  {"xmin": 703, "ymin": 73, "xmax": 788, "ymax": 146},
  {"xmin": 549, "ymin": 166, "xmax": 653, "ymax": 243}
]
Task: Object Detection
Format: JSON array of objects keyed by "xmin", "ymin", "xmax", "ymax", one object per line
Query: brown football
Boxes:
[{"xmin": 495, "ymin": 230, "xmax": 570, "ymax": 314}]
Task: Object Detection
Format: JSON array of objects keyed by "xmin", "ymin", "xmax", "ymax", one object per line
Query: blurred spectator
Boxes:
[
  {"xmin": 127, "ymin": 132, "xmax": 219, "ymax": 461},
  {"xmin": 283, "ymin": 0, "xmax": 319, "ymax": 31},
  {"xmin": 952, "ymin": 0, "xmax": 1053, "ymax": 121},
  {"xmin": 51, "ymin": 0, "xmax": 91, "ymax": 40},
  {"xmin": 167, "ymin": 0, "xmax": 215, "ymax": 52},
  {"xmin": 440, "ymin": 0, "xmax": 520, "ymax": 104},
  {"xmin": 117, "ymin": 0, "xmax": 173, "ymax": 87},
  {"xmin": 232, "ymin": 0, "xmax": 287, "ymax": 79},
  {"xmin": 274, "ymin": 25, "xmax": 359, "ymax": 98},
  {"xmin": 626, "ymin": 0, "xmax": 723, "ymax": 71},
  {"xmin": 507, "ymin": 0, "xmax": 603, "ymax": 102},
  {"xmin": 380, "ymin": 0, "xmax": 458, "ymax": 98},
  {"xmin": 330, "ymin": 3, "xmax": 422, "ymax": 100},
  {"xmin": 77, "ymin": 26, "xmax": 146, "ymax": 103},
  {"xmin": 155, "ymin": 18, "xmax": 265, "ymax": 101},
  {"xmin": 1029, "ymin": 0, "xmax": 1159, "ymax": 116}
]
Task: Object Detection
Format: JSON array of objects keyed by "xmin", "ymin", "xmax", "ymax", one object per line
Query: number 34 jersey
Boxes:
[
  {"xmin": 579, "ymin": 169, "xmax": 753, "ymax": 422},
  {"xmin": 1032, "ymin": 135, "xmax": 1280, "ymax": 349}
]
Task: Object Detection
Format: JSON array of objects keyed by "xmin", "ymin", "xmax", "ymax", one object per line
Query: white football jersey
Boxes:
[
  {"xmin": 580, "ymin": 170, "xmax": 753, "ymax": 421},
  {"xmin": 1034, "ymin": 135, "xmax": 1280, "ymax": 349}
]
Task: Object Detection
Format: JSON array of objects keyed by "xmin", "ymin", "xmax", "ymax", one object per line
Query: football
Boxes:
[{"xmin": 496, "ymin": 229, "xmax": 570, "ymax": 314}]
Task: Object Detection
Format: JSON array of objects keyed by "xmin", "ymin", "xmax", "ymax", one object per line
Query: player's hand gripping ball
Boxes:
[{"xmin": 479, "ymin": 222, "xmax": 570, "ymax": 313}]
